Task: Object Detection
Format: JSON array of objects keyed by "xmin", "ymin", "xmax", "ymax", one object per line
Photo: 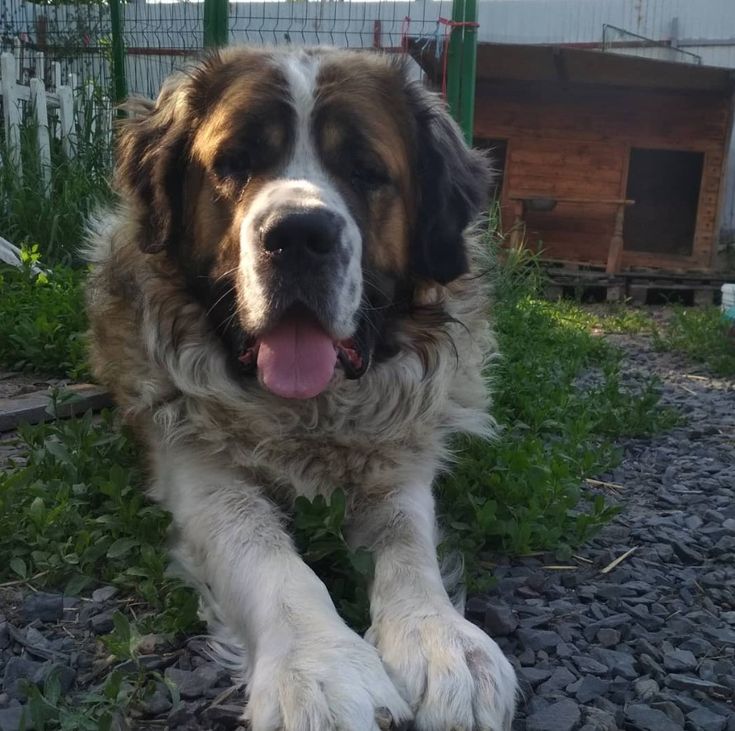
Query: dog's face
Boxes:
[{"xmin": 117, "ymin": 48, "xmax": 489, "ymax": 399}]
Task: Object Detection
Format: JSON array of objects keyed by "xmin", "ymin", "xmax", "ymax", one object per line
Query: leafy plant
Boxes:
[
  {"xmin": 0, "ymin": 407, "xmax": 200, "ymax": 636},
  {"xmin": 653, "ymin": 306, "xmax": 735, "ymax": 377},
  {"xmin": 435, "ymin": 244, "xmax": 677, "ymax": 584},
  {"xmin": 292, "ymin": 491, "xmax": 374, "ymax": 632},
  {"xmin": 0, "ymin": 254, "xmax": 88, "ymax": 378},
  {"xmin": 0, "ymin": 99, "xmax": 112, "ymax": 266}
]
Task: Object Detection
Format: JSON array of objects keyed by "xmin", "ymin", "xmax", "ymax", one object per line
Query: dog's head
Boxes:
[{"xmin": 117, "ymin": 47, "xmax": 490, "ymax": 399}]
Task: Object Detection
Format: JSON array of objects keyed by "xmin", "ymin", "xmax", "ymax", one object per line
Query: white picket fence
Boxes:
[{"xmin": 0, "ymin": 48, "xmax": 112, "ymax": 195}]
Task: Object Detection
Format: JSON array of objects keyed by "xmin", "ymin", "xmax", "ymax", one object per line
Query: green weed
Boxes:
[
  {"xmin": 435, "ymin": 250, "xmax": 676, "ymax": 581},
  {"xmin": 21, "ymin": 629, "xmax": 180, "ymax": 731},
  {"xmin": 0, "ymin": 251, "xmax": 88, "ymax": 378},
  {"xmin": 292, "ymin": 491, "xmax": 374, "ymax": 632},
  {"xmin": 0, "ymin": 107, "xmax": 112, "ymax": 266},
  {"xmin": 653, "ymin": 306, "xmax": 735, "ymax": 377},
  {"xmin": 0, "ymin": 407, "xmax": 200, "ymax": 636}
]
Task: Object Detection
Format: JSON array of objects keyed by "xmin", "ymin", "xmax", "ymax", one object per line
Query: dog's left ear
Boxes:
[{"xmin": 405, "ymin": 80, "xmax": 491, "ymax": 285}]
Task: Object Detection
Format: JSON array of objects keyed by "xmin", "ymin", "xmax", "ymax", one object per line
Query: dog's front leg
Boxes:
[
  {"xmin": 151, "ymin": 446, "xmax": 411, "ymax": 731},
  {"xmin": 349, "ymin": 482, "xmax": 517, "ymax": 731}
]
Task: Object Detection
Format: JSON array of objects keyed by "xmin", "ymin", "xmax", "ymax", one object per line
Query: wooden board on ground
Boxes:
[{"xmin": 0, "ymin": 383, "xmax": 113, "ymax": 432}]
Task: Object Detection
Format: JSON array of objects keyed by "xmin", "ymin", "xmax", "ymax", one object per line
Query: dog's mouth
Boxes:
[{"xmin": 237, "ymin": 309, "xmax": 370, "ymax": 400}]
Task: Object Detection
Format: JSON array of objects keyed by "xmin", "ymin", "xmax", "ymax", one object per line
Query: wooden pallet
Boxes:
[
  {"xmin": 543, "ymin": 266, "xmax": 726, "ymax": 305},
  {"xmin": 0, "ymin": 383, "xmax": 112, "ymax": 432}
]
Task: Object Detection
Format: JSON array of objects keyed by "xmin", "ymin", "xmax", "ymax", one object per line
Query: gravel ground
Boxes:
[{"xmin": 1, "ymin": 330, "xmax": 734, "ymax": 730}]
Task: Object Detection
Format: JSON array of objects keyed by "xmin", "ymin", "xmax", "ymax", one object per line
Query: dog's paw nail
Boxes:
[{"xmin": 376, "ymin": 707, "xmax": 393, "ymax": 730}]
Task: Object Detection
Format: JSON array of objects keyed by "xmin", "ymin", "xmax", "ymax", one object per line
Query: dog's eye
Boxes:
[
  {"xmin": 214, "ymin": 152, "xmax": 252, "ymax": 183},
  {"xmin": 350, "ymin": 163, "xmax": 390, "ymax": 191}
]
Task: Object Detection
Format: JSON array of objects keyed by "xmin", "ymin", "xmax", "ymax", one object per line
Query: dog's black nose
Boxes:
[{"xmin": 262, "ymin": 209, "xmax": 343, "ymax": 257}]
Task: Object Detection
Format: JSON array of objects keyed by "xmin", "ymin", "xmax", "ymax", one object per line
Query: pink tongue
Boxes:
[{"xmin": 257, "ymin": 314, "xmax": 337, "ymax": 399}]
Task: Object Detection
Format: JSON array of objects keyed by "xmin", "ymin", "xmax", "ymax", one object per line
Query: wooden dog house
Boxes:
[{"xmin": 415, "ymin": 43, "xmax": 735, "ymax": 275}]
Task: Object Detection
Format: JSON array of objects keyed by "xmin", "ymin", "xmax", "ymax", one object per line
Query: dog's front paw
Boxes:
[
  {"xmin": 368, "ymin": 609, "xmax": 517, "ymax": 731},
  {"xmin": 246, "ymin": 627, "xmax": 412, "ymax": 731}
]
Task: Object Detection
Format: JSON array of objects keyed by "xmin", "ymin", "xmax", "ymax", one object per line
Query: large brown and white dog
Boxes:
[{"xmin": 85, "ymin": 46, "xmax": 517, "ymax": 730}]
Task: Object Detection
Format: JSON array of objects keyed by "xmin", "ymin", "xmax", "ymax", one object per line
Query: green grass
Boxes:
[
  {"xmin": 436, "ymin": 249, "xmax": 678, "ymax": 580},
  {"xmin": 1, "ymin": 110, "xmax": 112, "ymax": 267},
  {"xmin": 1, "ymin": 404, "xmax": 200, "ymax": 636},
  {"xmin": 653, "ymin": 306, "xmax": 735, "ymax": 377},
  {"xmin": 0, "ymin": 251, "xmax": 89, "ymax": 379}
]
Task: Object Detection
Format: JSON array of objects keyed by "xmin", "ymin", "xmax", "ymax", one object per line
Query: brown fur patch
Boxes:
[{"xmin": 315, "ymin": 54, "xmax": 415, "ymax": 274}]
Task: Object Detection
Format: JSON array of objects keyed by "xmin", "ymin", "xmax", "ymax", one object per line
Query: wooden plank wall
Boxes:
[{"xmin": 475, "ymin": 79, "xmax": 731, "ymax": 270}]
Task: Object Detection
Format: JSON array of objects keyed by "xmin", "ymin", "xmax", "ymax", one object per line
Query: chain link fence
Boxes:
[{"xmin": 1, "ymin": 0, "xmax": 467, "ymax": 98}]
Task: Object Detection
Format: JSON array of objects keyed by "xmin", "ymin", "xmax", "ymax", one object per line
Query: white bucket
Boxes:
[{"xmin": 723, "ymin": 283, "xmax": 735, "ymax": 323}]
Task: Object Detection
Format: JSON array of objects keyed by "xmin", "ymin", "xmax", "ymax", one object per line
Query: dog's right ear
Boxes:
[{"xmin": 115, "ymin": 77, "xmax": 194, "ymax": 254}]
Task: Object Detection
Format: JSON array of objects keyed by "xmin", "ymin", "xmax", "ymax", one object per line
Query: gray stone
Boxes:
[
  {"xmin": 639, "ymin": 653, "xmax": 666, "ymax": 678},
  {"xmin": 652, "ymin": 701, "xmax": 685, "ymax": 726},
  {"xmin": 516, "ymin": 628, "xmax": 562, "ymax": 651},
  {"xmin": 686, "ymin": 708, "xmax": 727, "ymax": 731},
  {"xmin": 164, "ymin": 665, "xmax": 219, "ymax": 700},
  {"xmin": 91, "ymin": 586, "xmax": 119, "ymax": 603},
  {"xmin": 582, "ymin": 614, "xmax": 631, "ymax": 642},
  {"xmin": 3, "ymin": 657, "xmax": 43, "ymax": 700},
  {"xmin": 526, "ymin": 699, "xmax": 581, "ymax": 731},
  {"xmin": 0, "ymin": 706, "xmax": 28, "ymax": 731},
  {"xmin": 90, "ymin": 611, "xmax": 115, "ymax": 635},
  {"xmin": 23, "ymin": 628, "xmax": 49, "ymax": 650},
  {"xmin": 574, "ymin": 676, "xmax": 610, "ymax": 704},
  {"xmin": 572, "ymin": 656, "xmax": 608, "ymax": 676},
  {"xmin": 590, "ymin": 647, "xmax": 637, "ymax": 679},
  {"xmin": 483, "ymin": 601, "xmax": 518, "ymax": 636},
  {"xmin": 626, "ymin": 703, "xmax": 683, "ymax": 731},
  {"xmin": 667, "ymin": 674, "xmax": 729, "ymax": 694},
  {"xmin": 167, "ymin": 702, "xmax": 206, "ymax": 726},
  {"xmin": 518, "ymin": 648, "xmax": 535, "ymax": 665},
  {"xmin": 0, "ymin": 623, "xmax": 8, "ymax": 651},
  {"xmin": 672, "ymin": 542, "xmax": 705, "ymax": 564},
  {"xmin": 703, "ymin": 626, "xmax": 735, "ymax": 645},
  {"xmin": 537, "ymin": 667, "xmax": 577, "ymax": 695},
  {"xmin": 663, "ymin": 648, "xmax": 697, "ymax": 672},
  {"xmin": 22, "ymin": 592, "xmax": 63, "ymax": 623},
  {"xmin": 582, "ymin": 706, "xmax": 617, "ymax": 731},
  {"xmin": 680, "ymin": 637, "xmax": 714, "ymax": 655},
  {"xmin": 595, "ymin": 628, "xmax": 620, "ymax": 648},
  {"xmin": 141, "ymin": 684, "xmax": 172, "ymax": 716},
  {"xmin": 518, "ymin": 667, "xmax": 553, "ymax": 688},
  {"xmin": 634, "ymin": 677, "xmax": 660, "ymax": 701},
  {"xmin": 202, "ymin": 704, "xmax": 244, "ymax": 726}
]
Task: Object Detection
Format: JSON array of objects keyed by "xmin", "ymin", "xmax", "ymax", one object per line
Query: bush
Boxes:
[
  {"xmin": 0, "ymin": 248, "xmax": 89, "ymax": 379},
  {"xmin": 0, "ymin": 111, "xmax": 111, "ymax": 266}
]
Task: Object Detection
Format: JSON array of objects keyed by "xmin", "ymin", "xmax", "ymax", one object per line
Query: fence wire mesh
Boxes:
[{"xmin": 2, "ymin": 0, "xmax": 458, "ymax": 101}]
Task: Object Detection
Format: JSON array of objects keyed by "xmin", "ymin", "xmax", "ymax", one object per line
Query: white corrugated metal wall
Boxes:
[{"xmin": 475, "ymin": 0, "xmax": 735, "ymax": 241}]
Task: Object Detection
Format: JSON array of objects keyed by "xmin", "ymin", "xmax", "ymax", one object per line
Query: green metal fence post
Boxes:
[
  {"xmin": 458, "ymin": 0, "xmax": 478, "ymax": 144},
  {"xmin": 445, "ymin": 0, "xmax": 465, "ymax": 125},
  {"xmin": 204, "ymin": 0, "xmax": 229, "ymax": 49},
  {"xmin": 109, "ymin": 0, "xmax": 127, "ymax": 104}
]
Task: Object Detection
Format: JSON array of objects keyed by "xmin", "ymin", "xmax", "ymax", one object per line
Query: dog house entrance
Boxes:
[{"xmin": 623, "ymin": 148, "xmax": 704, "ymax": 257}]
